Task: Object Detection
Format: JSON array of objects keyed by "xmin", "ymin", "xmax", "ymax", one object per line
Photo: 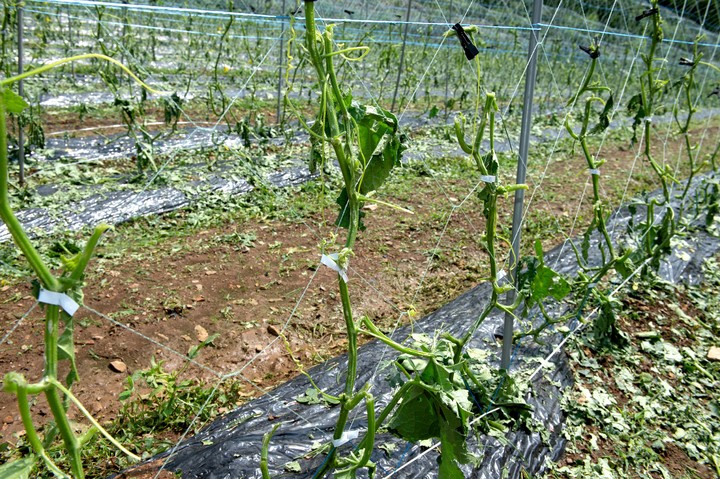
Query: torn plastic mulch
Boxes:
[{"xmin": 114, "ymin": 174, "xmax": 720, "ymax": 479}]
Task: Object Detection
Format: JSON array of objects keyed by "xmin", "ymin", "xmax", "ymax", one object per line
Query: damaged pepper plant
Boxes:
[
  {"xmin": 0, "ymin": 54, "xmax": 161, "ymax": 479},
  {"xmin": 263, "ymin": 7, "xmax": 538, "ymax": 479}
]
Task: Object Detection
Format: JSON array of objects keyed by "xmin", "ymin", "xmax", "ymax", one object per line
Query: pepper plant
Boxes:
[
  {"xmin": 290, "ymin": 1, "xmax": 405, "ymax": 475},
  {"xmin": 0, "ymin": 54, "xmax": 160, "ymax": 479},
  {"xmin": 275, "ymin": 7, "xmax": 532, "ymax": 478},
  {"xmin": 627, "ymin": 1, "xmax": 678, "ymax": 271},
  {"xmin": 561, "ymin": 42, "xmax": 635, "ymax": 345}
]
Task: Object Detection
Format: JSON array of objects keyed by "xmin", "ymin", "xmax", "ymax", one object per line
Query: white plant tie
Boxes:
[
  {"xmin": 38, "ymin": 290, "xmax": 80, "ymax": 316},
  {"xmin": 321, "ymin": 253, "xmax": 349, "ymax": 283},
  {"xmin": 332, "ymin": 430, "xmax": 359, "ymax": 448}
]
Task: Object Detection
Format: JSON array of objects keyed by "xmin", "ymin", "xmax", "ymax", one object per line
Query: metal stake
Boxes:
[
  {"xmin": 391, "ymin": 0, "xmax": 412, "ymax": 112},
  {"xmin": 276, "ymin": 0, "xmax": 287, "ymax": 123},
  {"xmin": 17, "ymin": 4, "xmax": 24, "ymax": 187},
  {"xmin": 501, "ymin": 0, "xmax": 543, "ymax": 370},
  {"xmin": 443, "ymin": 0, "xmax": 454, "ymax": 121}
]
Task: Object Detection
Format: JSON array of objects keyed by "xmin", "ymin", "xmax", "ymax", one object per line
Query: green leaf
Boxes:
[
  {"xmin": 532, "ymin": 266, "xmax": 571, "ymax": 302},
  {"xmin": 388, "ymin": 385, "xmax": 439, "ymax": 441},
  {"xmin": 437, "ymin": 402, "xmax": 470, "ymax": 479},
  {"xmin": 284, "ymin": 461, "xmax": 302, "ymax": 473},
  {"xmin": 57, "ymin": 316, "xmax": 79, "ymax": 387},
  {"xmin": 0, "ymin": 456, "xmax": 37, "ymax": 479},
  {"xmin": 3, "ymin": 88, "xmax": 29, "ymax": 115},
  {"xmin": 590, "ymin": 94, "xmax": 614, "ymax": 135}
]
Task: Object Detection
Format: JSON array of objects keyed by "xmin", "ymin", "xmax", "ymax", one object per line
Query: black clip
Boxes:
[
  {"xmin": 344, "ymin": 9, "xmax": 354, "ymax": 15},
  {"xmin": 452, "ymin": 23, "xmax": 479, "ymax": 61},
  {"xmin": 635, "ymin": 7, "xmax": 658, "ymax": 22},
  {"xmin": 709, "ymin": 86, "xmax": 720, "ymax": 98},
  {"xmin": 679, "ymin": 57, "xmax": 695, "ymax": 67},
  {"xmin": 579, "ymin": 44, "xmax": 600, "ymax": 59}
]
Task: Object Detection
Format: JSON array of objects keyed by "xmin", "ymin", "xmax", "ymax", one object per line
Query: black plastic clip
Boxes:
[
  {"xmin": 635, "ymin": 7, "xmax": 658, "ymax": 22},
  {"xmin": 709, "ymin": 86, "xmax": 720, "ymax": 98},
  {"xmin": 679, "ymin": 57, "xmax": 695, "ymax": 67},
  {"xmin": 579, "ymin": 44, "xmax": 600, "ymax": 59},
  {"xmin": 452, "ymin": 23, "xmax": 479, "ymax": 61}
]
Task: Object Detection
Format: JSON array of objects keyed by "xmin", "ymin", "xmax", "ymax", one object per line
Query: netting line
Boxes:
[
  {"xmin": 27, "ymin": 0, "xmax": 540, "ymax": 31},
  {"xmin": 28, "ymin": 4, "xmax": 490, "ymax": 47},
  {"xmin": 83, "ymin": 304, "xmax": 225, "ymax": 377},
  {"xmin": 538, "ymin": 22, "xmax": 720, "ymax": 49},
  {"xmin": 0, "ymin": 300, "xmax": 38, "ymax": 347},
  {"xmin": 24, "ymin": 7, "xmax": 285, "ymax": 41},
  {"xmin": 24, "ymin": 4, "xmax": 541, "ymax": 54}
]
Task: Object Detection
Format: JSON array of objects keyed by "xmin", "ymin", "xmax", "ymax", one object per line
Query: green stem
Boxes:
[
  {"xmin": 11, "ymin": 378, "xmax": 68, "ymax": 478},
  {"xmin": 304, "ymin": 3, "xmax": 363, "ymax": 476},
  {"xmin": 51, "ymin": 379, "xmax": 140, "ymax": 462},
  {"xmin": 43, "ymin": 305, "xmax": 85, "ymax": 479},
  {"xmin": 260, "ymin": 424, "xmax": 281, "ymax": 479},
  {"xmin": 0, "ymin": 97, "xmax": 58, "ymax": 289},
  {"xmin": 360, "ymin": 317, "xmax": 434, "ymax": 358}
]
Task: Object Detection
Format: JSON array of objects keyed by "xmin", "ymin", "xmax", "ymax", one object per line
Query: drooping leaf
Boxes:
[
  {"xmin": 57, "ymin": 315, "xmax": 79, "ymax": 387},
  {"xmin": 590, "ymin": 94, "xmax": 614, "ymax": 135},
  {"xmin": 0, "ymin": 455, "xmax": 37, "ymax": 479},
  {"xmin": 388, "ymin": 385, "xmax": 439, "ymax": 441}
]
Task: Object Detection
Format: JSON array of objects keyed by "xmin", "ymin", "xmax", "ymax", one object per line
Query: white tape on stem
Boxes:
[
  {"xmin": 589, "ymin": 169, "xmax": 601, "ymax": 176},
  {"xmin": 321, "ymin": 253, "xmax": 349, "ymax": 283},
  {"xmin": 38, "ymin": 290, "xmax": 80, "ymax": 316},
  {"xmin": 480, "ymin": 175, "xmax": 496, "ymax": 183},
  {"xmin": 332, "ymin": 429, "xmax": 359, "ymax": 447}
]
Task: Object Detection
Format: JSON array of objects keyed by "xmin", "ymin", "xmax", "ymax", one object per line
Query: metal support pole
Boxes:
[
  {"xmin": 391, "ymin": 0, "xmax": 412, "ymax": 112},
  {"xmin": 68, "ymin": 7, "xmax": 75, "ymax": 77},
  {"xmin": 443, "ymin": 0, "xmax": 454, "ymax": 121},
  {"xmin": 17, "ymin": 4, "xmax": 24, "ymax": 187},
  {"xmin": 501, "ymin": 0, "xmax": 543, "ymax": 370},
  {"xmin": 275, "ymin": 0, "xmax": 287, "ymax": 123}
]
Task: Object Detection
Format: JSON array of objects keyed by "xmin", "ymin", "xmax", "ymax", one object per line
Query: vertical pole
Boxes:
[
  {"xmin": 443, "ymin": 0, "xmax": 454, "ymax": 121},
  {"xmin": 391, "ymin": 0, "xmax": 412, "ymax": 112},
  {"xmin": 17, "ymin": 4, "xmax": 24, "ymax": 187},
  {"xmin": 276, "ymin": 0, "xmax": 287, "ymax": 123},
  {"xmin": 68, "ymin": 7, "xmax": 75, "ymax": 78},
  {"xmin": 501, "ymin": 0, "xmax": 543, "ymax": 370}
]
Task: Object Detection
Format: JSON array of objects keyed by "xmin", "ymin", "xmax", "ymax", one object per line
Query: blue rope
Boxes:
[{"xmin": 538, "ymin": 22, "xmax": 720, "ymax": 49}]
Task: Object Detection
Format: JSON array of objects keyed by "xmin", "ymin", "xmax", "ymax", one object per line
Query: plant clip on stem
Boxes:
[
  {"xmin": 579, "ymin": 43, "xmax": 600, "ymax": 59},
  {"xmin": 635, "ymin": 7, "xmax": 658, "ymax": 22},
  {"xmin": 451, "ymin": 23, "xmax": 479, "ymax": 61}
]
